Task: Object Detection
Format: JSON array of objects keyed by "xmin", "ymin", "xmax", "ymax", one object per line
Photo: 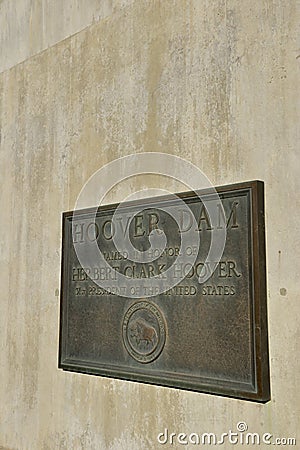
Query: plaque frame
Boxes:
[{"xmin": 58, "ymin": 180, "xmax": 270, "ymax": 402}]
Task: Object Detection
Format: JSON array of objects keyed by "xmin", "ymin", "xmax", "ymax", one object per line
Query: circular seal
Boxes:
[{"xmin": 122, "ymin": 301, "xmax": 166, "ymax": 363}]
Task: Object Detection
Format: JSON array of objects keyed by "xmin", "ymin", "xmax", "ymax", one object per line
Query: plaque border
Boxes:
[{"xmin": 58, "ymin": 180, "xmax": 270, "ymax": 402}]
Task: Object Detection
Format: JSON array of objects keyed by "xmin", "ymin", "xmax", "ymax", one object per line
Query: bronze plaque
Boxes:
[{"xmin": 59, "ymin": 180, "xmax": 270, "ymax": 402}]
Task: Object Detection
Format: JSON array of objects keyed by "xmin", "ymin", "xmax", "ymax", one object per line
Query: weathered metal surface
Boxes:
[{"xmin": 59, "ymin": 180, "xmax": 270, "ymax": 402}]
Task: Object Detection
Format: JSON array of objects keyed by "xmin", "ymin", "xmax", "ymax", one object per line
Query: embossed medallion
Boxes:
[{"xmin": 122, "ymin": 301, "xmax": 166, "ymax": 363}]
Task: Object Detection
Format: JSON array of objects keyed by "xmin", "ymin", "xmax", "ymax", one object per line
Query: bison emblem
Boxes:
[{"xmin": 129, "ymin": 318, "xmax": 158, "ymax": 347}]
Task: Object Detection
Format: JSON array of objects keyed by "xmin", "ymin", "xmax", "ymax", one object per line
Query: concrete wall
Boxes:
[
  {"xmin": 0, "ymin": 0, "xmax": 134, "ymax": 73},
  {"xmin": 0, "ymin": 1, "xmax": 299, "ymax": 448}
]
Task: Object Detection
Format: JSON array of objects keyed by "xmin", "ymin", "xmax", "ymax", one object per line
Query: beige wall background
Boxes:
[
  {"xmin": 0, "ymin": 0, "xmax": 135, "ymax": 74},
  {"xmin": 0, "ymin": 1, "xmax": 299, "ymax": 449}
]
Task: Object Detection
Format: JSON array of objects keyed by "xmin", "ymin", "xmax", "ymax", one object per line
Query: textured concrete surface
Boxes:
[
  {"xmin": 0, "ymin": 0, "xmax": 134, "ymax": 74},
  {"xmin": 0, "ymin": 1, "xmax": 299, "ymax": 449}
]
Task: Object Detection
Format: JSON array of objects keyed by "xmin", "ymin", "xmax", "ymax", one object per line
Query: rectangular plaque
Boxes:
[{"xmin": 59, "ymin": 180, "xmax": 270, "ymax": 402}]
